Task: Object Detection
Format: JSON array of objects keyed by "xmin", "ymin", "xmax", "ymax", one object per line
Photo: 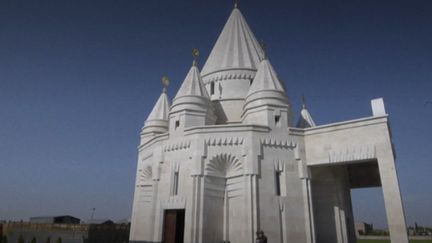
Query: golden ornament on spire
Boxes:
[
  {"xmin": 192, "ymin": 48, "xmax": 200, "ymax": 66},
  {"xmin": 260, "ymin": 40, "xmax": 267, "ymax": 60},
  {"xmin": 301, "ymin": 94, "xmax": 307, "ymax": 109},
  {"xmin": 161, "ymin": 75, "xmax": 169, "ymax": 92}
]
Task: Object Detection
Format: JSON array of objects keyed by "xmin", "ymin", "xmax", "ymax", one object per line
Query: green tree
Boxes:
[
  {"xmin": 45, "ymin": 237, "xmax": 50, "ymax": 243},
  {"xmin": 17, "ymin": 235, "xmax": 24, "ymax": 243},
  {"xmin": 31, "ymin": 236, "xmax": 37, "ymax": 243},
  {"xmin": 2, "ymin": 236, "xmax": 8, "ymax": 243},
  {"xmin": 55, "ymin": 237, "xmax": 61, "ymax": 243}
]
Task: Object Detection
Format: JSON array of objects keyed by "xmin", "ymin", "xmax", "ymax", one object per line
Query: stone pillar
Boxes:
[
  {"xmin": 193, "ymin": 175, "xmax": 204, "ymax": 243},
  {"xmin": 189, "ymin": 175, "xmax": 198, "ymax": 243},
  {"xmin": 303, "ymin": 177, "xmax": 316, "ymax": 243},
  {"xmin": 246, "ymin": 174, "xmax": 258, "ymax": 243},
  {"xmin": 377, "ymin": 147, "xmax": 409, "ymax": 243},
  {"xmin": 299, "ymin": 165, "xmax": 315, "ymax": 243},
  {"xmin": 149, "ymin": 181, "xmax": 159, "ymax": 240}
]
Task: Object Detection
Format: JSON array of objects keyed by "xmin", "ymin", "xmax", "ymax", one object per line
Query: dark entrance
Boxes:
[{"xmin": 162, "ymin": 209, "xmax": 185, "ymax": 243}]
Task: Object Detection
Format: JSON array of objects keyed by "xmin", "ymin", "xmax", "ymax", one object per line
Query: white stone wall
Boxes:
[
  {"xmin": 130, "ymin": 114, "xmax": 408, "ymax": 243},
  {"xmin": 130, "ymin": 124, "xmax": 314, "ymax": 243}
]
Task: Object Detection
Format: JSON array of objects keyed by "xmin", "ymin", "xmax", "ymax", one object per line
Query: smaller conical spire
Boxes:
[
  {"xmin": 247, "ymin": 58, "xmax": 285, "ymax": 97},
  {"xmin": 234, "ymin": 0, "xmax": 239, "ymax": 8},
  {"xmin": 141, "ymin": 77, "xmax": 171, "ymax": 144},
  {"xmin": 173, "ymin": 62, "xmax": 209, "ymax": 101},
  {"xmin": 296, "ymin": 95, "xmax": 316, "ymax": 128},
  {"xmin": 170, "ymin": 54, "xmax": 216, "ymax": 129},
  {"xmin": 242, "ymin": 58, "xmax": 291, "ymax": 126},
  {"xmin": 243, "ymin": 58, "xmax": 289, "ymax": 120},
  {"xmin": 146, "ymin": 78, "xmax": 170, "ymax": 121}
]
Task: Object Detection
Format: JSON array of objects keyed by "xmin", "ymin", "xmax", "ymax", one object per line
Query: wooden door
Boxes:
[{"xmin": 162, "ymin": 209, "xmax": 185, "ymax": 243}]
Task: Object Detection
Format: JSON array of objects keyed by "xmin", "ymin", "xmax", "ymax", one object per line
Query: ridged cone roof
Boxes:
[
  {"xmin": 174, "ymin": 64, "xmax": 209, "ymax": 100},
  {"xmin": 201, "ymin": 7, "xmax": 264, "ymax": 76},
  {"xmin": 247, "ymin": 59, "xmax": 285, "ymax": 96},
  {"xmin": 296, "ymin": 105, "xmax": 316, "ymax": 128},
  {"xmin": 146, "ymin": 90, "xmax": 170, "ymax": 121}
]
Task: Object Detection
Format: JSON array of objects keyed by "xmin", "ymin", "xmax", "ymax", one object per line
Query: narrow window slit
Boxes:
[
  {"xmin": 275, "ymin": 171, "xmax": 281, "ymax": 196},
  {"xmin": 173, "ymin": 172, "xmax": 179, "ymax": 195},
  {"xmin": 275, "ymin": 115, "xmax": 281, "ymax": 127},
  {"xmin": 210, "ymin": 82, "xmax": 215, "ymax": 95}
]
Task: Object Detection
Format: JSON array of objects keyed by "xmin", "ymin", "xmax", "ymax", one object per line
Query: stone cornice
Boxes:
[
  {"xmin": 163, "ymin": 140, "xmax": 191, "ymax": 152},
  {"xmin": 289, "ymin": 115, "xmax": 388, "ymax": 136},
  {"xmin": 205, "ymin": 137, "xmax": 244, "ymax": 146},
  {"xmin": 185, "ymin": 124, "xmax": 270, "ymax": 134},
  {"xmin": 138, "ymin": 133, "xmax": 168, "ymax": 151},
  {"xmin": 260, "ymin": 138, "xmax": 296, "ymax": 149},
  {"xmin": 202, "ymin": 69, "xmax": 256, "ymax": 84},
  {"xmin": 139, "ymin": 125, "xmax": 270, "ymax": 151},
  {"xmin": 328, "ymin": 145, "xmax": 376, "ymax": 164}
]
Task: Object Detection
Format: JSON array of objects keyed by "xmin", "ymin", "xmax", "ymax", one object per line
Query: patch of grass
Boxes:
[
  {"xmin": 357, "ymin": 240, "xmax": 432, "ymax": 243},
  {"xmin": 357, "ymin": 240, "xmax": 390, "ymax": 243}
]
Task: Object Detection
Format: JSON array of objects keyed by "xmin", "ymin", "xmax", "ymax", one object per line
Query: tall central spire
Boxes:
[
  {"xmin": 201, "ymin": 7, "xmax": 264, "ymax": 77},
  {"xmin": 200, "ymin": 6, "xmax": 265, "ymax": 124}
]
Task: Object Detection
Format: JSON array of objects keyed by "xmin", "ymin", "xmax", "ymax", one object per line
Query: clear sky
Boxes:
[{"xmin": 0, "ymin": 0, "xmax": 431, "ymax": 228}]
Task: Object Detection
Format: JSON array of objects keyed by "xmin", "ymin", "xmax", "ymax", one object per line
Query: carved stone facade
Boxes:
[{"xmin": 129, "ymin": 5, "xmax": 408, "ymax": 243}]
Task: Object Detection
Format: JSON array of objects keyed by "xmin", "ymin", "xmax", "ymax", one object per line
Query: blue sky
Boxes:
[{"xmin": 0, "ymin": 0, "xmax": 431, "ymax": 228}]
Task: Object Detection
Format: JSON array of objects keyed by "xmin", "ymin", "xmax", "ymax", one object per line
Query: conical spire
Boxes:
[
  {"xmin": 174, "ymin": 64, "xmax": 209, "ymax": 101},
  {"xmin": 247, "ymin": 59, "xmax": 285, "ymax": 97},
  {"xmin": 141, "ymin": 80, "xmax": 171, "ymax": 144},
  {"xmin": 171, "ymin": 59, "xmax": 213, "ymax": 113},
  {"xmin": 243, "ymin": 58, "xmax": 289, "ymax": 123},
  {"xmin": 146, "ymin": 90, "xmax": 170, "ymax": 121},
  {"xmin": 296, "ymin": 96, "xmax": 316, "ymax": 128},
  {"xmin": 201, "ymin": 7, "xmax": 264, "ymax": 77},
  {"xmin": 170, "ymin": 59, "xmax": 216, "ymax": 129},
  {"xmin": 242, "ymin": 58, "xmax": 291, "ymax": 126}
]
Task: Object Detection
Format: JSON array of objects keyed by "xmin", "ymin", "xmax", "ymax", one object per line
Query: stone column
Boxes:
[
  {"xmin": 246, "ymin": 174, "xmax": 258, "ymax": 243},
  {"xmin": 296, "ymin": 147, "xmax": 315, "ymax": 243},
  {"xmin": 377, "ymin": 146, "xmax": 409, "ymax": 243},
  {"xmin": 302, "ymin": 177, "xmax": 316, "ymax": 243},
  {"xmin": 150, "ymin": 181, "xmax": 159, "ymax": 240},
  {"xmin": 190, "ymin": 175, "xmax": 204, "ymax": 243}
]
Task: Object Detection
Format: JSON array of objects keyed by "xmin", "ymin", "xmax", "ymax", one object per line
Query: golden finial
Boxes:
[
  {"xmin": 260, "ymin": 40, "xmax": 267, "ymax": 60},
  {"xmin": 192, "ymin": 48, "xmax": 200, "ymax": 66},
  {"xmin": 161, "ymin": 75, "xmax": 169, "ymax": 92},
  {"xmin": 301, "ymin": 94, "xmax": 306, "ymax": 109},
  {"xmin": 234, "ymin": 0, "xmax": 239, "ymax": 8}
]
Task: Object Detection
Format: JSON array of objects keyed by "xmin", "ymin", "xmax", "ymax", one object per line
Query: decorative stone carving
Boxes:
[
  {"xmin": 164, "ymin": 141, "xmax": 191, "ymax": 152},
  {"xmin": 139, "ymin": 166, "xmax": 153, "ymax": 184},
  {"xmin": 162, "ymin": 196, "xmax": 186, "ymax": 209},
  {"xmin": 260, "ymin": 138, "xmax": 296, "ymax": 149},
  {"xmin": 205, "ymin": 153, "xmax": 243, "ymax": 178},
  {"xmin": 328, "ymin": 145, "xmax": 376, "ymax": 163},
  {"xmin": 205, "ymin": 137, "xmax": 244, "ymax": 146}
]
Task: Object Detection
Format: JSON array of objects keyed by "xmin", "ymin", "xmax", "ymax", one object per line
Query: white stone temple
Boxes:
[{"xmin": 129, "ymin": 5, "xmax": 409, "ymax": 243}]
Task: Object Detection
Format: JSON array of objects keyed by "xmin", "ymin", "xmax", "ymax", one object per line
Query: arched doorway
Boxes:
[{"xmin": 202, "ymin": 153, "xmax": 245, "ymax": 243}]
